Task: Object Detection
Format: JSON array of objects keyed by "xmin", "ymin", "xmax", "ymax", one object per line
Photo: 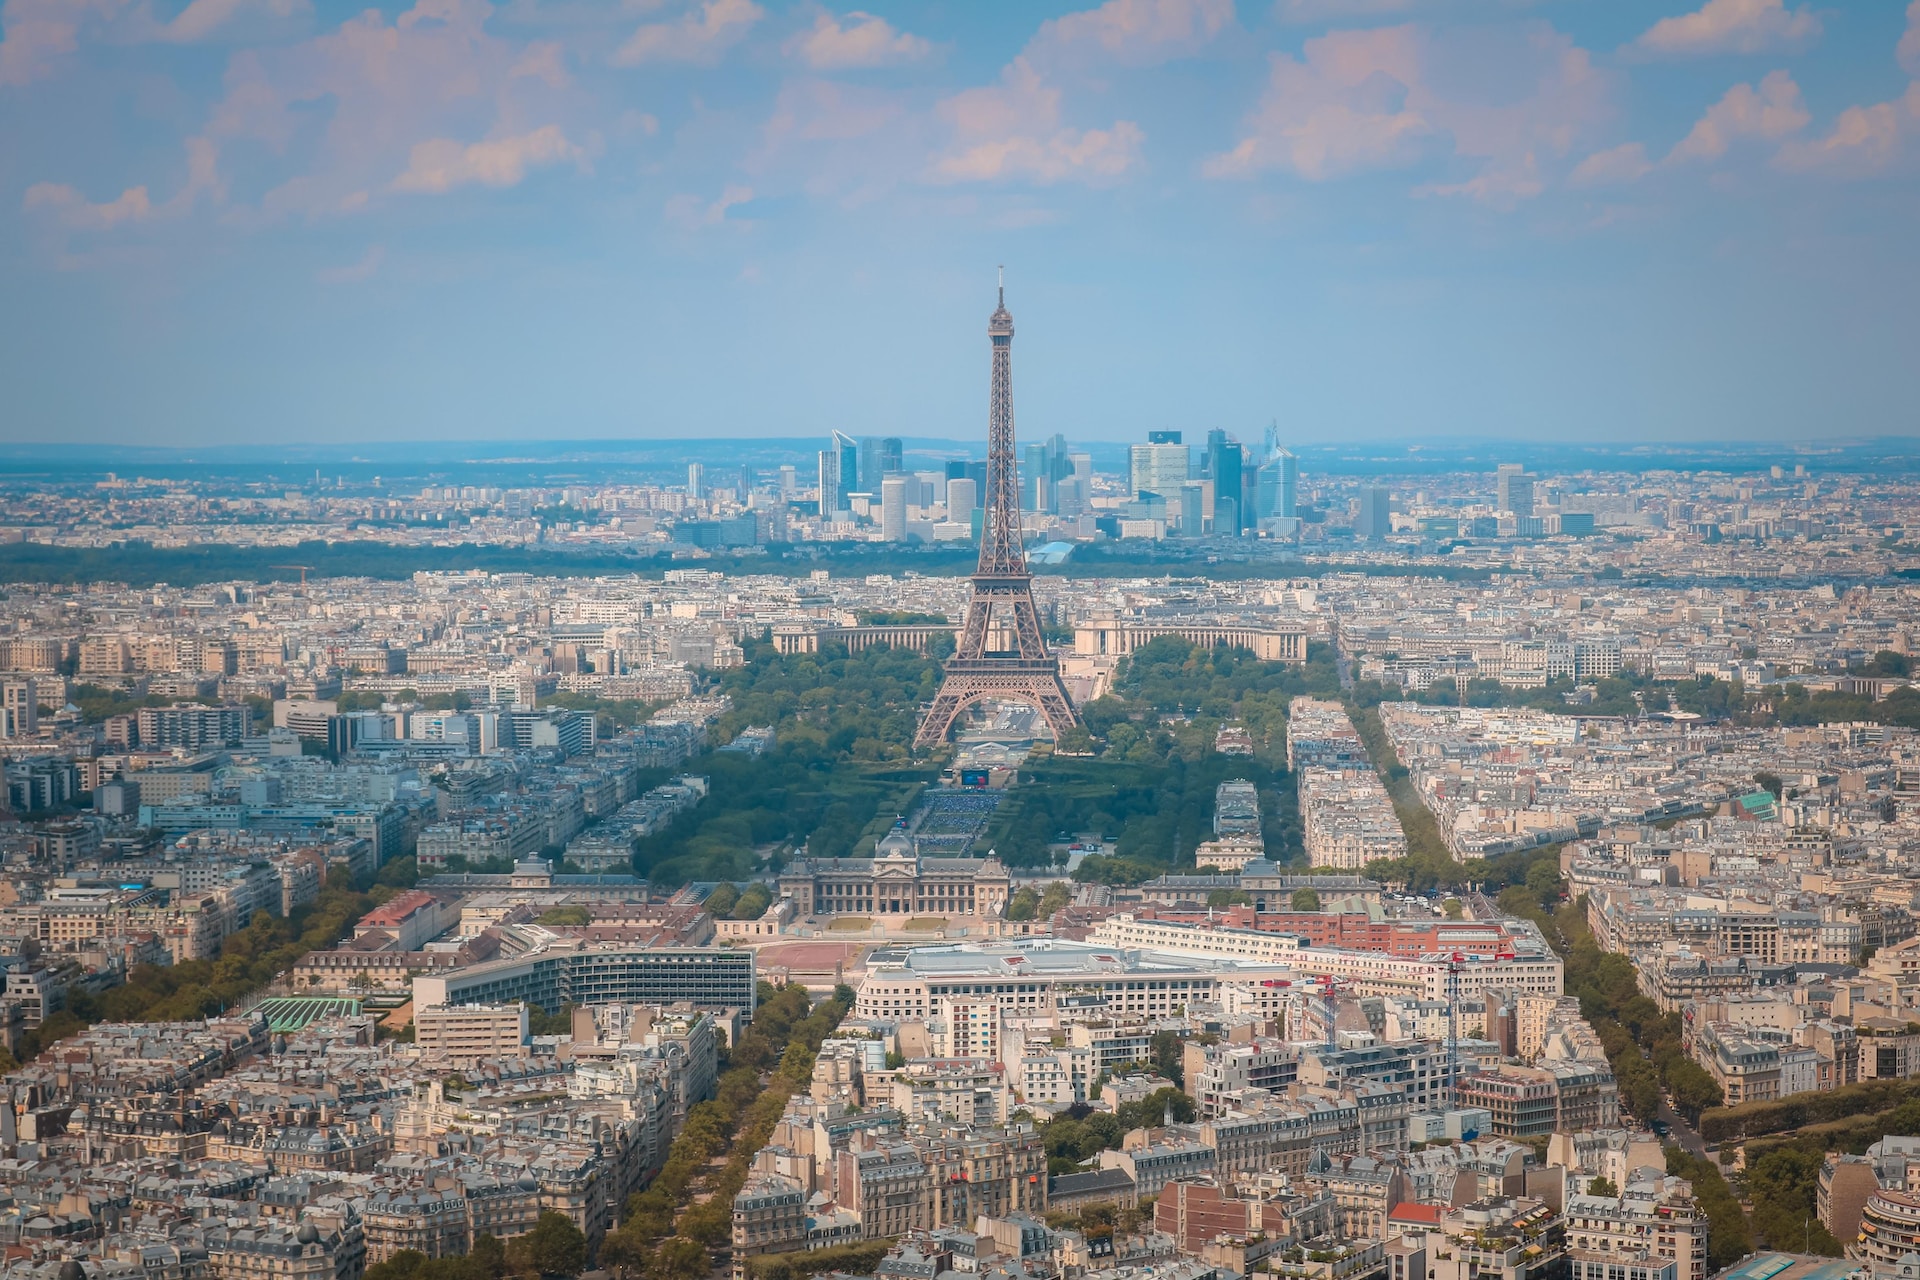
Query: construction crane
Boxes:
[{"xmin": 269, "ymin": 564, "xmax": 315, "ymax": 585}]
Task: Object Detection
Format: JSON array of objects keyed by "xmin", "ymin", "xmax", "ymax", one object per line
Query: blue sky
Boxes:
[{"xmin": 2, "ymin": 0, "xmax": 1917, "ymax": 447}]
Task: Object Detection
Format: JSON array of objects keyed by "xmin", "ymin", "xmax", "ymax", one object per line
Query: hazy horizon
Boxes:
[{"xmin": 4, "ymin": 0, "xmax": 1918, "ymax": 447}]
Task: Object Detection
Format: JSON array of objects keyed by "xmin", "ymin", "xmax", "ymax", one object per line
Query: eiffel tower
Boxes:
[{"xmin": 915, "ymin": 272, "xmax": 1079, "ymax": 749}]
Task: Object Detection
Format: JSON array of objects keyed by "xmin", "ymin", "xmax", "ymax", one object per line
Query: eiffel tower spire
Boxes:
[{"xmin": 915, "ymin": 273, "xmax": 1078, "ymax": 749}]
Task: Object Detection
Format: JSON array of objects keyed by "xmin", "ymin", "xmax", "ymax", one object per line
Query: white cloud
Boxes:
[
  {"xmin": 614, "ymin": 0, "xmax": 763, "ymax": 66},
  {"xmin": 1775, "ymin": 83, "xmax": 1920, "ymax": 177},
  {"xmin": 1204, "ymin": 21, "xmax": 1609, "ymax": 205},
  {"xmin": 1667, "ymin": 69, "xmax": 1808, "ymax": 163},
  {"xmin": 665, "ymin": 183, "xmax": 755, "ymax": 227},
  {"xmin": 1633, "ymin": 0, "xmax": 1820, "ymax": 59},
  {"xmin": 393, "ymin": 126, "xmax": 588, "ymax": 193},
  {"xmin": 1568, "ymin": 141, "xmax": 1652, "ymax": 186},
  {"xmin": 786, "ymin": 10, "xmax": 930, "ymax": 69},
  {"xmin": 928, "ymin": 57, "xmax": 1145, "ymax": 185},
  {"xmin": 1033, "ymin": 0, "xmax": 1233, "ymax": 66}
]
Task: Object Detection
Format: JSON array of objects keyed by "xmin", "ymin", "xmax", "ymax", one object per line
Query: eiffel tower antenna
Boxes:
[{"xmin": 915, "ymin": 271, "xmax": 1078, "ymax": 749}]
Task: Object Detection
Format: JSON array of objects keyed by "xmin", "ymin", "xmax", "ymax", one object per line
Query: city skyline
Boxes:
[{"xmin": 3, "ymin": 0, "xmax": 1917, "ymax": 447}]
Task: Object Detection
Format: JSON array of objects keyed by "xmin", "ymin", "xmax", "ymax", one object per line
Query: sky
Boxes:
[{"xmin": 2, "ymin": 0, "xmax": 1917, "ymax": 449}]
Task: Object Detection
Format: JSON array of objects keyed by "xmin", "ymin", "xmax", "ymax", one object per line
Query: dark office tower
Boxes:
[
  {"xmin": 916, "ymin": 275, "xmax": 1077, "ymax": 748},
  {"xmin": 1023, "ymin": 442, "xmax": 1047, "ymax": 512},
  {"xmin": 965, "ymin": 459, "xmax": 988, "ymax": 504},
  {"xmin": 861, "ymin": 437, "xmax": 903, "ymax": 492},
  {"xmin": 738, "ymin": 464, "xmax": 754, "ymax": 498},
  {"xmin": 945, "ymin": 459, "xmax": 970, "ymax": 481},
  {"xmin": 1147, "ymin": 430, "xmax": 1182, "ymax": 445},
  {"xmin": 1207, "ymin": 431, "xmax": 1245, "ymax": 535},
  {"xmin": 1358, "ymin": 486, "xmax": 1392, "ymax": 540}
]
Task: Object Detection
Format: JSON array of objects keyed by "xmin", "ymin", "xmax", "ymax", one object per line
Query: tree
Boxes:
[
  {"xmin": 704, "ymin": 883, "xmax": 740, "ymax": 918},
  {"xmin": 1753, "ymin": 771, "xmax": 1784, "ymax": 799},
  {"xmin": 1587, "ymin": 1176, "xmax": 1618, "ymax": 1197},
  {"xmin": 650, "ymin": 1237, "xmax": 709, "ymax": 1280},
  {"xmin": 1666, "ymin": 1058, "xmax": 1724, "ymax": 1120},
  {"xmin": 512, "ymin": 1211, "xmax": 586, "ymax": 1276},
  {"xmin": 1291, "ymin": 886, "xmax": 1321, "ymax": 912},
  {"xmin": 1006, "ymin": 886, "xmax": 1041, "ymax": 921},
  {"xmin": 1526, "ymin": 860, "xmax": 1562, "ymax": 910},
  {"xmin": 1151, "ymin": 1031, "xmax": 1185, "ymax": 1086},
  {"xmin": 1443, "ymin": 898, "xmax": 1464, "ymax": 920}
]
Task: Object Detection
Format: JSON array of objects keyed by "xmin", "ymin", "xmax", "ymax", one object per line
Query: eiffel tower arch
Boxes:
[{"xmin": 915, "ymin": 274, "xmax": 1079, "ymax": 750}]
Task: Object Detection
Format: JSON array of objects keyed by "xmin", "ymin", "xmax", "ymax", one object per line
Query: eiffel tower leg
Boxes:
[
  {"xmin": 1008, "ymin": 592, "xmax": 1049, "ymax": 659},
  {"xmin": 915, "ymin": 688, "xmax": 970, "ymax": 749}
]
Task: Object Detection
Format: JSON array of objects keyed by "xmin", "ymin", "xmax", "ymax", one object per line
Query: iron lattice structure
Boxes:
[{"xmin": 915, "ymin": 277, "xmax": 1080, "ymax": 749}]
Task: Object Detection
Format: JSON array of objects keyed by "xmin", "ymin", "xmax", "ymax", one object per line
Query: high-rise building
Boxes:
[
  {"xmin": 946, "ymin": 477, "xmax": 978, "ymax": 519},
  {"xmin": 861, "ymin": 437, "xmax": 903, "ymax": 493},
  {"xmin": 825, "ymin": 430, "xmax": 859, "ymax": 514},
  {"xmin": 880, "ymin": 477, "xmax": 908, "ymax": 542},
  {"xmin": 1258, "ymin": 449, "xmax": 1299, "ymax": 519},
  {"xmin": 737, "ymin": 464, "xmax": 754, "ymax": 498},
  {"xmin": 1131, "ymin": 439, "xmax": 1191, "ymax": 501},
  {"xmin": 0, "ymin": 678, "xmax": 36, "ymax": 739},
  {"xmin": 1496, "ymin": 463, "xmax": 1534, "ymax": 517},
  {"xmin": 778, "ymin": 465, "xmax": 796, "ymax": 500},
  {"xmin": 687, "ymin": 462, "xmax": 704, "ymax": 499},
  {"xmin": 1207, "ymin": 431, "xmax": 1246, "ymax": 535},
  {"xmin": 816, "ymin": 451, "xmax": 835, "ymax": 516},
  {"xmin": 1178, "ymin": 482, "xmax": 1205, "ymax": 536},
  {"xmin": 1357, "ymin": 486, "xmax": 1392, "ymax": 540}
]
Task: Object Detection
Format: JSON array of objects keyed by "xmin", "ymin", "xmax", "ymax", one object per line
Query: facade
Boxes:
[
  {"xmin": 414, "ymin": 1003, "xmax": 530, "ymax": 1065},
  {"xmin": 778, "ymin": 842, "xmax": 1012, "ymax": 919}
]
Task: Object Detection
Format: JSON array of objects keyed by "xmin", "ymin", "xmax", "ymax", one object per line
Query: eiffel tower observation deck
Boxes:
[{"xmin": 914, "ymin": 273, "xmax": 1079, "ymax": 750}]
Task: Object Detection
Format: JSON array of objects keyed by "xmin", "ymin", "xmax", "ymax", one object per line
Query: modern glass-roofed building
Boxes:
[{"xmin": 249, "ymin": 996, "xmax": 363, "ymax": 1032}]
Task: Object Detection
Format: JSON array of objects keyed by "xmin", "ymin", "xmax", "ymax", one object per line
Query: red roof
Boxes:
[{"xmin": 1389, "ymin": 1203, "xmax": 1443, "ymax": 1225}]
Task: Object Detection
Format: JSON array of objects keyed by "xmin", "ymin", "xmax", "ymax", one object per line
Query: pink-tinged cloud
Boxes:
[
  {"xmin": 159, "ymin": 0, "xmax": 310, "ymax": 44},
  {"xmin": 23, "ymin": 182, "xmax": 154, "ymax": 229},
  {"xmin": 1634, "ymin": 0, "xmax": 1820, "ymax": 59},
  {"xmin": 1667, "ymin": 69, "xmax": 1808, "ymax": 163},
  {"xmin": 1275, "ymin": 0, "xmax": 1424, "ymax": 23},
  {"xmin": 316, "ymin": 245, "xmax": 385, "ymax": 284},
  {"xmin": 929, "ymin": 57, "xmax": 1146, "ymax": 185},
  {"xmin": 1034, "ymin": 0, "xmax": 1233, "ymax": 66},
  {"xmin": 21, "ymin": 134, "xmax": 223, "ymax": 233},
  {"xmin": 665, "ymin": 184, "xmax": 755, "ymax": 228},
  {"xmin": 786, "ymin": 11, "xmax": 931, "ymax": 70},
  {"xmin": 0, "ymin": 0, "xmax": 309, "ymax": 84},
  {"xmin": 1568, "ymin": 142, "xmax": 1653, "ymax": 187},
  {"xmin": 1205, "ymin": 22, "xmax": 1609, "ymax": 205},
  {"xmin": 1415, "ymin": 154, "xmax": 1545, "ymax": 211},
  {"xmin": 201, "ymin": 0, "xmax": 587, "ymax": 221},
  {"xmin": 393, "ymin": 126, "xmax": 587, "ymax": 194},
  {"xmin": 614, "ymin": 0, "xmax": 763, "ymax": 67},
  {"xmin": 1775, "ymin": 83, "xmax": 1920, "ymax": 177}
]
